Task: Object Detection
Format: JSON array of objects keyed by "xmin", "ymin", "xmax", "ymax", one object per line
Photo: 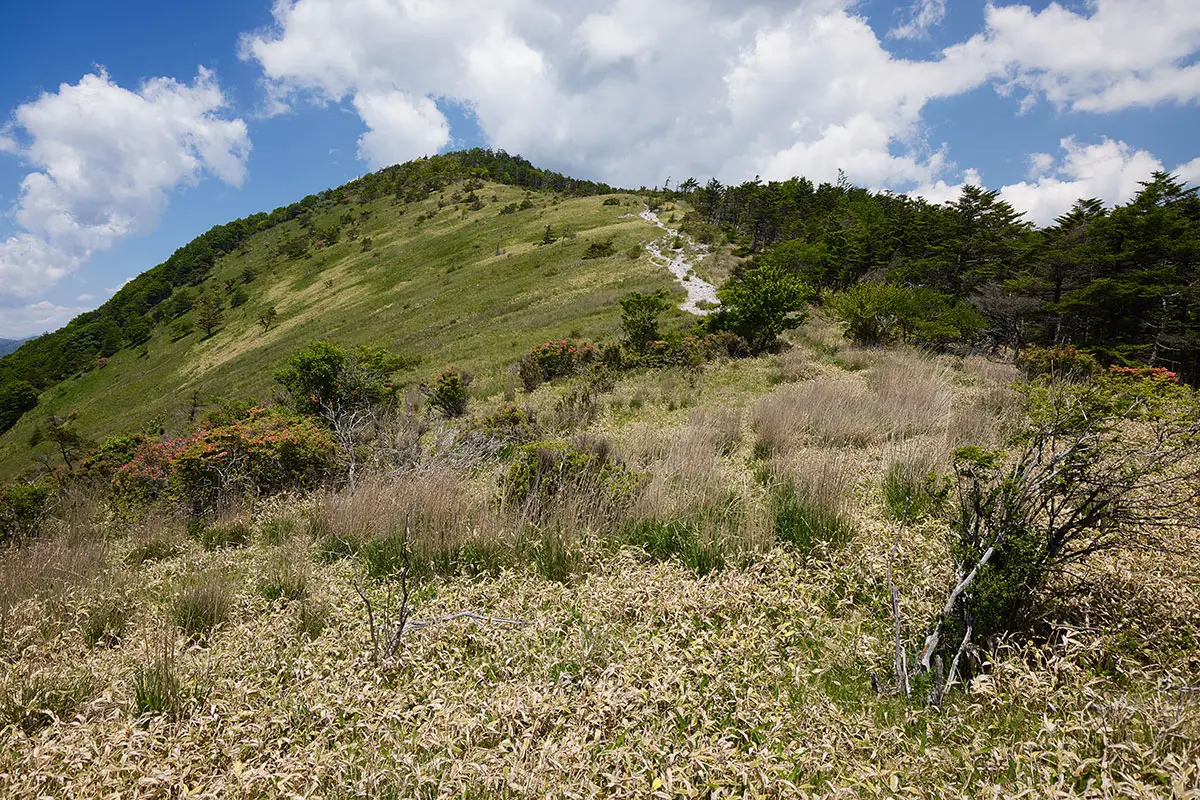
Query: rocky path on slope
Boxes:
[{"xmin": 638, "ymin": 207, "xmax": 720, "ymax": 316}]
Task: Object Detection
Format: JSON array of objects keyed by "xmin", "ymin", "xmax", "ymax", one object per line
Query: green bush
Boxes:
[
  {"xmin": 131, "ymin": 646, "xmax": 187, "ymax": 719},
  {"xmin": 82, "ymin": 594, "xmax": 130, "ymax": 648},
  {"xmin": 881, "ymin": 462, "xmax": 949, "ymax": 522},
  {"xmin": 500, "ymin": 439, "xmax": 646, "ymax": 522},
  {"xmin": 0, "ymin": 380, "xmax": 39, "ymax": 435},
  {"xmin": 582, "ymin": 240, "xmax": 617, "ymax": 259},
  {"xmin": 1, "ymin": 673, "xmax": 95, "ymax": 733},
  {"xmin": 257, "ymin": 559, "xmax": 309, "ymax": 601},
  {"xmin": 471, "ymin": 403, "xmax": 540, "ymax": 449},
  {"xmin": 259, "ymin": 516, "xmax": 299, "ymax": 545},
  {"xmin": 618, "ymin": 518, "xmax": 725, "ymax": 576},
  {"xmin": 708, "ymin": 264, "xmax": 814, "ymax": 353},
  {"xmin": 829, "ymin": 283, "xmax": 986, "ymax": 348},
  {"xmin": 0, "ymin": 481, "xmax": 54, "ymax": 541},
  {"xmin": 194, "ymin": 521, "xmax": 251, "ymax": 550},
  {"xmin": 125, "ymin": 534, "xmax": 182, "ymax": 565},
  {"xmin": 274, "ymin": 340, "xmax": 406, "ymax": 419},
  {"xmin": 620, "ymin": 290, "xmax": 672, "ymax": 354},
  {"xmin": 1017, "ymin": 345, "xmax": 1100, "ymax": 382},
  {"xmin": 423, "ymin": 367, "xmax": 473, "ymax": 417}
]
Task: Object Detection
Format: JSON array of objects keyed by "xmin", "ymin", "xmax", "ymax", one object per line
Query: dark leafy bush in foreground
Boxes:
[{"xmin": 0, "ymin": 481, "xmax": 54, "ymax": 541}]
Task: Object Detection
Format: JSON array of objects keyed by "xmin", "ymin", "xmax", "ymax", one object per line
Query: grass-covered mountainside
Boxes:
[
  {"xmin": 2, "ymin": 153, "xmax": 1199, "ymax": 797},
  {"xmin": 0, "ymin": 151, "xmax": 683, "ymax": 478}
]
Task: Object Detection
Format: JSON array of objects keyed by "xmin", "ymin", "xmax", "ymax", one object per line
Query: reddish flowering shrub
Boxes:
[
  {"xmin": 1108, "ymin": 365, "xmax": 1180, "ymax": 383},
  {"xmin": 172, "ymin": 407, "xmax": 337, "ymax": 510},
  {"xmin": 517, "ymin": 339, "xmax": 599, "ymax": 391},
  {"xmin": 111, "ymin": 408, "xmax": 336, "ymax": 513}
]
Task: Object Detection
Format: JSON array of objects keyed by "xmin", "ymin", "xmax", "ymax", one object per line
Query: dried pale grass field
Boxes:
[{"xmin": 1, "ymin": 336, "xmax": 1197, "ymax": 798}]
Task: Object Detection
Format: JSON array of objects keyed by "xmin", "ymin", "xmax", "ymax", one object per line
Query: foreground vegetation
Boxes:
[{"xmin": 2, "ymin": 318, "xmax": 1197, "ymax": 797}]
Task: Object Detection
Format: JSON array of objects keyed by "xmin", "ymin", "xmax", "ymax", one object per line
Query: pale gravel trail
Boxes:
[{"xmin": 638, "ymin": 207, "xmax": 720, "ymax": 316}]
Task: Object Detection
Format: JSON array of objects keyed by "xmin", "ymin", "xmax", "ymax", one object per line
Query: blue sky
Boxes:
[{"xmin": 1, "ymin": 0, "xmax": 1199, "ymax": 338}]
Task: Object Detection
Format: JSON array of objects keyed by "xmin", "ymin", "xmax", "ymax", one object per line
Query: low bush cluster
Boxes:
[
  {"xmin": 0, "ymin": 481, "xmax": 54, "ymax": 542},
  {"xmin": 517, "ymin": 340, "xmax": 599, "ymax": 391},
  {"xmin": 111, "ymin": 408, "xmax": 336, "ymax": 515},
  {"xmin": 500, "ymin": 439, "xmax": 646, "ymax": 523}
]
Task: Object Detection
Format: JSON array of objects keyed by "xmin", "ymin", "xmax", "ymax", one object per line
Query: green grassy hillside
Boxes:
[{"xmin": 0, "ymin": 183, "xmax": 682, "ymax": 478}]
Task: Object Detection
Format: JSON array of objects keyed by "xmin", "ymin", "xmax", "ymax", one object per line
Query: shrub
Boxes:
[
  {"xmin": 602, "ymin": 197, "xmax": 622, "ymax": 206},
  {"xmin": 620, "ymin": 290, "xmax": 672, "ymax": 354},
  {"xmin": 423, "ymin": 367, "xmax": 473, "ymax": 417},
  {"xmin": 79, "ymin": 433, "xmax": 150, "ymax": 479},
  {"xmin": 125, "ymin": 532, "xmax": 182, "ymax": 565},
  {"xmin": 259, "ymin": 516, "xmax": 299, "ymax": 545},
  {"xmin": 524, "ymin": 525, "xmax": 583, "ymax": 583},
  {"xmin": 131, "ymin": 640, "xmax": 186, "ymax": 719},
  {"xmin": 517, "ymin": 340, "xmax": 597, "ymax": 390},
  {"xmin": 470, "ymin": 403, "xmax": 540, "ymax": 449},
  {"xmin": 708, "ymin": 265, "xmax": 814, "ymax": 353},
  {"xmin": 274, "ymin": 340, "xmax": 406, "ymax": 419},
  {"xmin": 297, "ymin": 599, "xmax": 328, "ymax": 639},
  {"xmin": 582, "ymin": 240, "xmax": 616, "ymax": 259},
  {"xmin": 0, "ymin": 380, "xmax": 38, "ymax": 434},
  {"xmin": 168, "ymin": 408, "xmax": 338, "ymax": 513},
  {"xmin": 500, "ymin": 439, "xmax": 646, "ymax": 523},
  {"xmin": 829, "ymin": 283, "xmax": 986, "ymax": 349},
  {"xmin": 171, "ymin": 572, "xmax": 233, "ymax": 640},
  {"xmin": 257, "ymin": 557, "xmax": 309, "ymax": 601},
  {"xmin": 1017, "ymin": 345, "xmax": 1101, "ymax": 382},
  {"xmin": 619, "ymin": 517, "xmax": 725, "ymax": 575},
  {"xmin": 0, "ymin": 481, "xmax": 54, "ymax": 542},
  {"xmin": 881, "ymin": 461, "xmax": 949, "ymax": 522}
]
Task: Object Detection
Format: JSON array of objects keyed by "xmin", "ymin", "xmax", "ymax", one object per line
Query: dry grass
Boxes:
[{"xmin": 2, "ymin": 344, "xmax": 1198, "ymax": 798}]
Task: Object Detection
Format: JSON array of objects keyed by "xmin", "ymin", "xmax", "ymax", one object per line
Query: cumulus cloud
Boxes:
[
  {"xmin": 0, "ymin": 68, "xmax": 249, "ymax": 301},
  {"xmin": 913, "ymin": 138, "xmax": 1200, "ymax": 227},
  {"xmin": 888, "ymin": 0, "xmax": 947, "ymax": 40},
  {"xmin": 997, "ymin": 137, "xmax": 1163, "ymax": 225},
  {"xmin": 242, "ymin": 0, "xmax": 973, "ymax": 188},
  {"xmin": 0, "ymin": 300, "xmax": 89, "ymax": 339},
  {"xmin": 947, "ymin": 0, "xmax": 1200, "ymax": 112},
  {"xmin": 241, "ymin": 0, "xmax": 1200, "ymax": 192}
]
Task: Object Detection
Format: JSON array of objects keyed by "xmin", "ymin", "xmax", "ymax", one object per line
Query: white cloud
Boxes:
[
  {"xmin": 242, "ymin": 0, "xmax": 979, "ymax": 188},
  {"xmin": 917, "ymin": 138, "xmax": 1200, "ymax": 226},
  {"xmin": 0, "ymin": 68, "xmax": 249, "ymax": 301},
  {"xmin": 911, "ymin": 167, "xmax": 983, "ymax": 206},
  {"xmin": 889, "ymin": 0, "xmax": 947, "ymax": 40},
  {"xmin": 0, "ymin": 301, "xmax": 89, "ymax": 339},
  {"xmin": 997, "ymin": 137, "xmax": 1163, "ymax": 225},
  {"xmin": 353, "ymin": 91, "xmax": 451, "ymax": 169},
  {"xmin": 1176, "ymin": 156, "xmax": 1200, "ymax": 185},
  {"xmin": 947, "ymin": 0, "xmax": 1200, "ymax": 112},
  {"xmin": 241, "ymin": 0, "xmax": 1200, "ymax": 195}
]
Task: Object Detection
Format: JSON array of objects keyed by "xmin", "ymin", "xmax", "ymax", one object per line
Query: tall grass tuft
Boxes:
[
  {"xmin": 171, "ymin": 571, "xmax": 233, "ymax": 639},
  {"xmin": 256, "ymin": 553, "xmax": 309, "ymax": 601},
  {"xmin": 82, "ymin": 592, "xmax": 130, "ymax": 648},
  {"xmin": 771, "ymin": 484, "xmax": 855, "ymax": 557},
  {"xmin": 1, "ymin": 672, "xmax": 96, "ymax": 733}
]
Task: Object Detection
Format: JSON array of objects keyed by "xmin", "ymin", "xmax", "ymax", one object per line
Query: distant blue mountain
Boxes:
[{"xmin": 0, "ymin": 338, "xmax": 30, "ymax": 357}]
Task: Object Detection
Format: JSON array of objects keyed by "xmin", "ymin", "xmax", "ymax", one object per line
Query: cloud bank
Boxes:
[{"xmin": 0, "ymin": 68, "xmax": 249, "ymax": 303}]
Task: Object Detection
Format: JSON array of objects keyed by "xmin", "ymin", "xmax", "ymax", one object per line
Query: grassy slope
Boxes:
[
  {"xmin": 0, "ymin": 185, "xmax": 681, "ymax": 477},
  {"xmin": 2, "ymin": 326, "xmax": 1197, "ymax": 797}
]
